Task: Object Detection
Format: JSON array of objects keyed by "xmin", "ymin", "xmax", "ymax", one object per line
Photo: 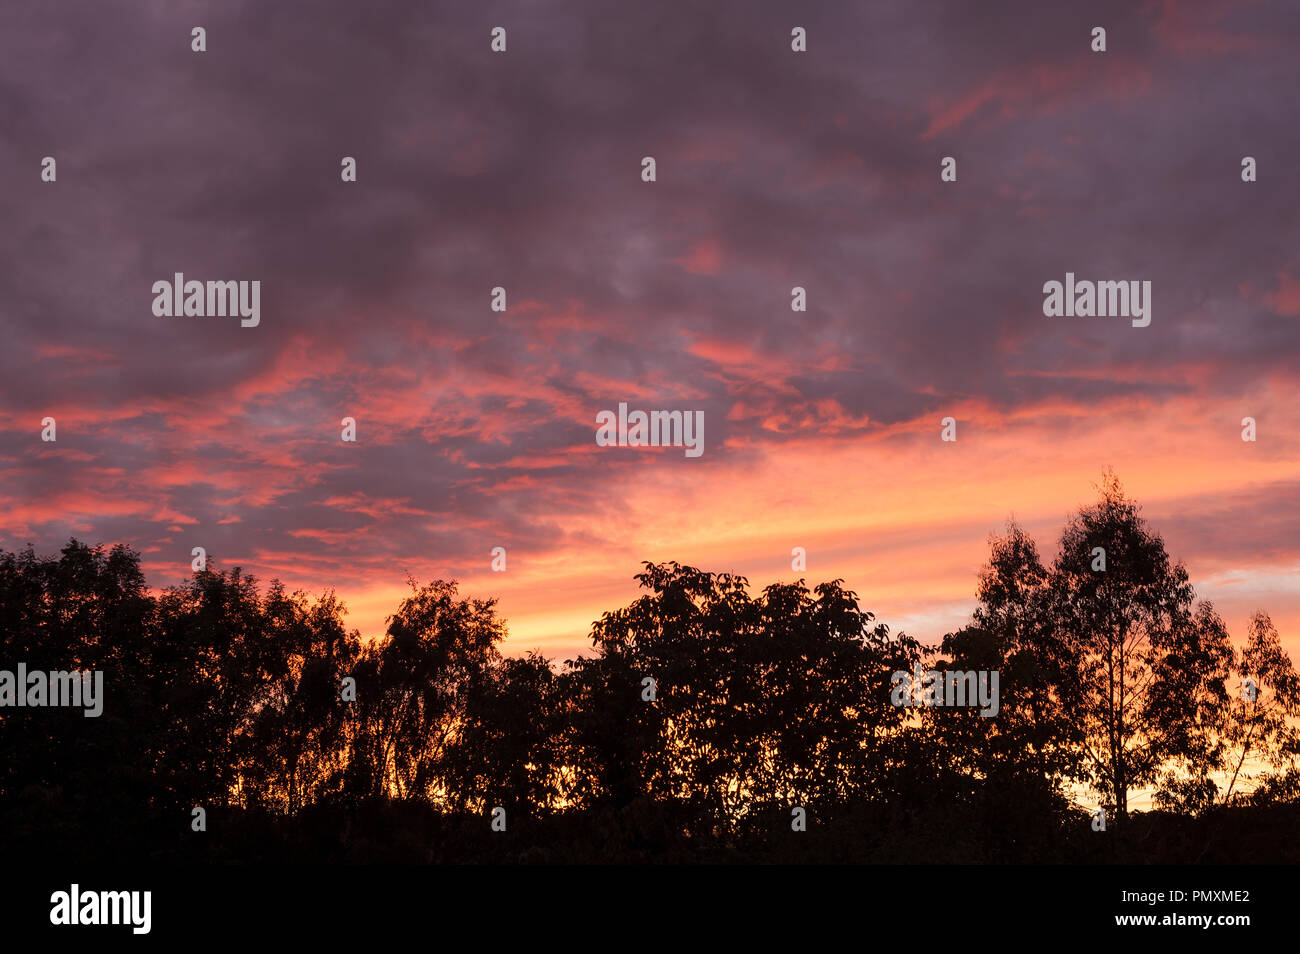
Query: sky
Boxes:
[{"xmin": 1, "ymin": 0, "xmax": 1298, "ymax": 665}]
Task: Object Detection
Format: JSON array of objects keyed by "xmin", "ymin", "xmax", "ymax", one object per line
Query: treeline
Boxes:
[{"xmin": 1, "ymin": 473, "xmax": 1297, "ymax": 863}]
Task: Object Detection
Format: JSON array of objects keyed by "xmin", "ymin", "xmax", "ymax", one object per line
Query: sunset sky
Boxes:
[{"xmin": 2, "ymin": 0, "xmax": 1298, "ymax": 667}]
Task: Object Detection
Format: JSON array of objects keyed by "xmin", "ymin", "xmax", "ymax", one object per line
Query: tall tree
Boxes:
[
  {"xmin": 1049, "ymin": 473, "xmax": 1233, "ymax": 823},
  {"xmin": 949, "ymin": 522, "xmax": 1087, "ymax": 788}
]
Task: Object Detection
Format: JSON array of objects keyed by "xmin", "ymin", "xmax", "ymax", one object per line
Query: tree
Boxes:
[
  {"xmin": 341, "ymin": 578, "xmax": 505, "ymax": 804},
  {"xmin": 1049, "ymin": 472, "xmax": 1233, "ymax": 823},
  {"xmin": 939, "ymin": 521, "xmax": 1086, "ymax": 788},
  {"xmin": 569, "ymin": 562, "xmax": 922, "ymax": 840},
  {"xmin": 443, "ymin": 652, "xmax": 564, "ymax": 817},
  {"xmin": 1216, "ymin": 613, "xmax": 1300, "ymax": 806},
  {"xmin": 0, "ymin": 541, "xmax": 157, "ymax": 857}
]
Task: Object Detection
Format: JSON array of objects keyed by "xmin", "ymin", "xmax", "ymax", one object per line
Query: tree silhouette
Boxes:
[
  {"xmin": 927, "ymin": 522, "xmax": 1084, "ymax": 790},
  {"xmin": 444, "ymin": 651, "xmax": 564, "ymax": 818},
  {"xmin": 2, "ymin": 476, "xmax": 1298, "ymax": 863},
  {"xmin": 574, "ymin": 562, "xmax": 922, "ymax": 840},
  {"xmin": 1203, "ymin": 612, "xmax": 1300, "ymax": 808},
  {"xmin": 1047, "ymin": 473, "xmax": 1233, "ymax": 824},
  {"xmin": 343, "ymin": 578, "xmax": 504, "ymax": 804}
]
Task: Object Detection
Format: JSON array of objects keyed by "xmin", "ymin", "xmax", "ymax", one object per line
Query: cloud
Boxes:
[{"xmin": 2, "ymin": 0, "xmax": 1298, "ymax": 655}]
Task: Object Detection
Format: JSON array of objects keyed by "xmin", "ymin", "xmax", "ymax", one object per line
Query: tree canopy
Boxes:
[{"xmin": 1, "ymin": 476, "xmax": 1296, "ymax": 862}]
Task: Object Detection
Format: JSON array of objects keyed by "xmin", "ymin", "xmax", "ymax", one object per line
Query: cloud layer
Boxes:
[{"xmin": 2, "ymin": 0, "xmax": 1298, "ymax": 658}]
